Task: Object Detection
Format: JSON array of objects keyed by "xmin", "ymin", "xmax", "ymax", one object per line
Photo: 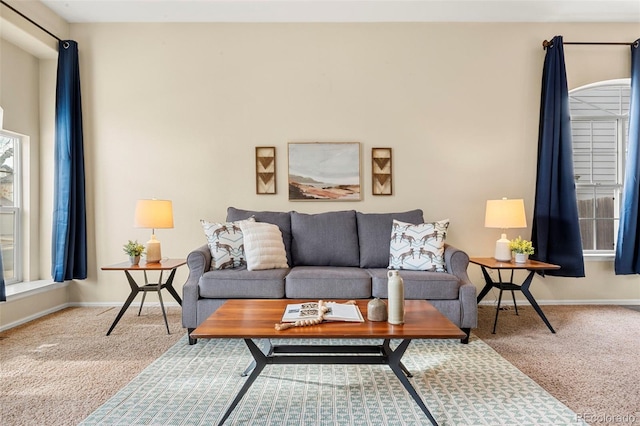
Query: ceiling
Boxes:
[{"xmin": 39, "ymin": 0, "xmax": 640, "ymax": 23}]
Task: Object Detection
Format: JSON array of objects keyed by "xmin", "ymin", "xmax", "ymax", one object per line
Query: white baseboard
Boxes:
[
  {"xmin": 479, "ymin": 299, "xmax": 640, "ymax": 307},
  {"xmin": 67, "ymin": 302, "xmax": 182, "ymax": 308},
  {"xmin": 0, "ymin": 303, "xmax": 71, "ymax": 332},
  {"xmin": 0, "ymin": 301, "xmax": 181, "ymax": 333}
]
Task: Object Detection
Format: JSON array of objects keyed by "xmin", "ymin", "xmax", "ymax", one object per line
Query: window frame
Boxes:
[
  {"xmin": 0, "ymin": 130, "xmax": 22, "ymax": 285},
  {"xmin": 569, "ymin": 79, "xmax": 630, "ymax": 256}
]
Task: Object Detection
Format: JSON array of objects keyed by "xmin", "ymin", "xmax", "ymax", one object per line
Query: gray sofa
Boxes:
[{"xmin": 183, "ymin": 207, "xmax": 477, "ymax": 344}]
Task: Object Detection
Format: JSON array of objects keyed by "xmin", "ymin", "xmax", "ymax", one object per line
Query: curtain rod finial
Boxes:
[{"xmin": 542, "ymin": 40, "xmax": 553, "ymax": 50}]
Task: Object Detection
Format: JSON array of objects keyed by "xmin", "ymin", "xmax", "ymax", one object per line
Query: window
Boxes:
[
  {"xmin": 0, "ymin": 131, "xmax": 21, "ymax": 284},
  {"xmin": 569, "ymin": 80, "xmax": 630, "ymax": 254}
]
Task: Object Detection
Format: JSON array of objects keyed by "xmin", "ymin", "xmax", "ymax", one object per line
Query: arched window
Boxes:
[{"xmin": 570, "ymin": 79, "xmax": 630, "ymax": 254}]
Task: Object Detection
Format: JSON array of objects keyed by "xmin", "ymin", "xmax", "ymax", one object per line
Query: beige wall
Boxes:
[
  {"xmin": 1, "ymin": 20, "xmax": 639, "ymax": 330},
  {"xmin": 66, "ymin": 22, "xmax": 639, "ymax": 306}
]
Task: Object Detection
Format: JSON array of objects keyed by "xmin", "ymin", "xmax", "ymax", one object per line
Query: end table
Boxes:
[
  {"xmin": 101, "ymin": 259, "xmax": 186, "ymax": 335},
  {"xmin": 470, "ymin": 257, "xmax": 560, "ymax": 334}
]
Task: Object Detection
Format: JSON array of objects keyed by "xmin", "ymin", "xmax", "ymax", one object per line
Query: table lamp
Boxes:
[
  {"xmin": 134, "ymin": 199, "xmax": 174, "ymax": 263},
  {"xmin": 484, "ymin": 198, "xmax": 527, "ymax": 262}
]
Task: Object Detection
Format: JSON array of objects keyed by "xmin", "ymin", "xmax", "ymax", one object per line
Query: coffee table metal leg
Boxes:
[
  {"xmin": 219, "ymin": 338, "xmax": 439, "ymax": 425},
  {"xmin": 382, "ymin": 339, "xmax": 412, "ymax": 377},
  {"xmin": 387, "ymin": 339, "xmax": 438, "ymax": 426},
  {"xmin": 242, "ymin": 339, "xmax": 273, "ymax": 377},
  {"xmin": 218, "ymin": 339, "xmax": 267, "ymax": 425}
]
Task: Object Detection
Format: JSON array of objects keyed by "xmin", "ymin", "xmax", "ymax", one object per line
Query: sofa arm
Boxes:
[
  {"xmin": 444, "ymin": 244, "xmax": 478, "ymax": 329},
  {"xmin": 444, "ymin": 244, "xmax": 471, "ymax": 283},
  {"xmin": 181, "ymin": 244, "xmax": 211, "ymax": 329},
  {"xmin": 458, "ymin": 282, "xmax": 478, "ymax": 329}
]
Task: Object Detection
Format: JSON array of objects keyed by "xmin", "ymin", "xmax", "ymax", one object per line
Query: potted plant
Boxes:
[
  {"xmin": 509, "ymin": 236, "xmax": 534, "ymax": 263},
  {"xmin": 123, "ymin": 240, "xmax": 145, "ymax": 265}
]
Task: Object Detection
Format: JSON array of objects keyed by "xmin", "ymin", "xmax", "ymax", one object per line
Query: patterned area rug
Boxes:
[{"xmin": 80, "ymin": 336, "xmax": 584, "ymax": 425}]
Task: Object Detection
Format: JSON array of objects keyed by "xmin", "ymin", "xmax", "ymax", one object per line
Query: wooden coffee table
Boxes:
[{"xmin": 191, "ymin": 299, "xmax": 465, "ymax": 426}]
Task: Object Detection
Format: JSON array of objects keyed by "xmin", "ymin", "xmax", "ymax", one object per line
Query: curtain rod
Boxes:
[
  {"xmin": 0, "ymin": 0, "xmax": 62, "ymax": 42},
  {"xmin": 543, "ymin": 39, "xmax": 637, "ymax": 49}
]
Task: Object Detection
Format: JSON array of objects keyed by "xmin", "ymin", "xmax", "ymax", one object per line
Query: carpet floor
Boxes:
[
  {"xmin": 1, "ymin": 303, "xmax": 639, "ymax": 425},
  {"xmin": 474, "ymin": 304, "xmax": 640, "ymax": 425},
  {"xmin": 0, "ymin": 306, "xmax": 184, "ymax": 426}
]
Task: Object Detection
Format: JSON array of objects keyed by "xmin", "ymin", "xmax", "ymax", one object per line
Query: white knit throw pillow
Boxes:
[{"xmin": 240, "ymin": 221, "xmax": 289, "ymax": 271}]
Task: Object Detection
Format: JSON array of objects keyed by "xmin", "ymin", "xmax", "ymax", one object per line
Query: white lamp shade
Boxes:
[
  {"xmin": 484, "ymin": 198, "xmax": 527, "ymax": 229},
  {"xmin": 134, "ymin": 199, "xmax": 174, "ymax": 229}
]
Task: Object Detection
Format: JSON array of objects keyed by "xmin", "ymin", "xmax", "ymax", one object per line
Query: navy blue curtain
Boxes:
[
  {"xmin": 52, "ymin": 40, "xmax": 87, "ymax": 282},
  {"xmin": 615, "ymin": 39, "xmax": 640, "ymax": 275},
  {"xmin": 530, "ymin": 35, "xmax": 585, "ymax": 277}
]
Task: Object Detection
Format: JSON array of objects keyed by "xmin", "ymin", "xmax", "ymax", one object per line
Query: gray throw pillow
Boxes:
[
  {"xmin": 291, "ymin": 210, "xmax": 360, "ymax": 267},
  {"xmin": 356, "ymin": 209, "xmax": 424, "ymax": 268}
]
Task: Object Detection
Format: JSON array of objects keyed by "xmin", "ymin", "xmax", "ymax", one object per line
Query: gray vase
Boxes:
[
  {"xmin": 367, "ymin": 298, "xmax": 388, "ymax": 322},
  {"xmin": 129, "ymin": 255, "xmax": 140, "ymax": 265}
]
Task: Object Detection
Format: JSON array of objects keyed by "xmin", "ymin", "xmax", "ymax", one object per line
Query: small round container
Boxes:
[{"xmin": 367, "ymin": 298, "xmax": 388, "ymax": 322}]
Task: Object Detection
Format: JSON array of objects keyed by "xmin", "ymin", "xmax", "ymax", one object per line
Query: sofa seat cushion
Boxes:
[
  {"xmin": 291, "ymin": 211, "xmax": 360, "ymax": 267},
  {"xmin": 198, "ymin": 267, "xmax": 288, "ymax": 298},
  {"xmin": 226, "ymin": 207, "xmax": 293, "ymax": 267},
  {"xmin": 368, "ymin": 268, "xmax": 460, "ymax": 300},
  {"xmin": 356, "ymin": 210, "xmax": 424, "ymax": 268},
  {"xmin": 285, "ymin": 266, "xmax": 371, "ymax": 299}
]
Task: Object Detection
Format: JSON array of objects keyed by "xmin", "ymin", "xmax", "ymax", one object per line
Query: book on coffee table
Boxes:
[{"xmin": 281, "ymin": 301, "xmax": 364, "ymax": 323}]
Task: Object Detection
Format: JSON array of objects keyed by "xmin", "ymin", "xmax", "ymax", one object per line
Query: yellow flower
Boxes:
[
  {"xmin": 509, "ymin": 236, "xmax": 535, "ymax": 255},
  {"xmin": 123, "ymin": 240, "xmax": 145, "ymax": 256}
]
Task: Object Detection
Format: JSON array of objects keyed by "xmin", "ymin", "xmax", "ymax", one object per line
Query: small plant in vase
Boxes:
[
  {"xmin": 123, "ymin": 240, "xmax": 145, "ymax": 265},
  {"xmin": 509, "ymin": 236, "xmax": 535, "ymax": 263}
]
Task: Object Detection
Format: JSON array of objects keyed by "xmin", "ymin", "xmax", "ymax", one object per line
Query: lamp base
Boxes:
[
  {"xmin": 146, "ymin": 234, "xmax": 162, "ymax": 263},
  {"xmin": 494, "ymin": 233, "xmax": 512, "ymax": 262}
]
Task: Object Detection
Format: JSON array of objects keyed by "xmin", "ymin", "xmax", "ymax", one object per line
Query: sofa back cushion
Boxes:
[
  {"xmin": 291, "ymin": 210, "xmax": 360, "ymax": 266},
  {"xmin": 226, "ymin": 207, "xmax": 293, "ymax": 266},
  {"xmin": 356, "ymin": 209, "xmax": 424, "ymax": 268}
]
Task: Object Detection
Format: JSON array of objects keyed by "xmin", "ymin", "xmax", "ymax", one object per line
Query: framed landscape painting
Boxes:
[{"xmin": 288, "ymin": 142, "xmax": 361, "ymax": 201}]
